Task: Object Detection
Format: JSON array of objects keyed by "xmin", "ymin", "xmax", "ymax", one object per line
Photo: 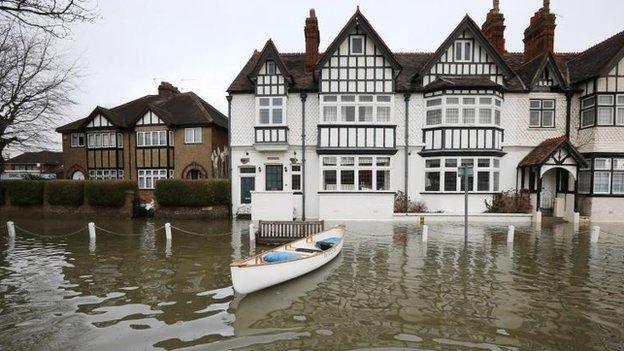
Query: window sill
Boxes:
[
  {"xmin": 420, "ymin": 191, "xmax": 500, "ymax": 195},
  {"xmin": 184, "ymin": 142, "xmax": 202, "ymax": 145},
  {"xmin": 528, "ymin": 126, "xmax": 555, "ymax": 129},
  {"xmin": 317, "ymin": 191, "xmax": 395, "ymax": 194}
]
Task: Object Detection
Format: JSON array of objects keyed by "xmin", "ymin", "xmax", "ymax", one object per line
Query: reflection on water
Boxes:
[{"xmin": 0, "ymin": 217, "xmax": 623, "ymax": 350}]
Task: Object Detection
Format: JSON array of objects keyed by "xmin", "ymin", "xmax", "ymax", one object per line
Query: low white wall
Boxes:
[
  {"xmin": 419, "ymin": 193, "xmax": 495, "ymax": 214},
  {"xmin": 318, "ymin": 192, "xmax": 395, "ymax": 221},
  {"xmin": 394, "ymin": 212, "xmax": 533, "ymax": 223},
  {"xmin": 587, "ymin": 197, "xmax": 624, "ymax": 222},
  {"xmin": 251, "ymin": 191, "xmax": 293, "ymax": 221}
]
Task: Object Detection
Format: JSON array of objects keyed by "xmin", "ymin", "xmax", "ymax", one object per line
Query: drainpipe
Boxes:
[
  {"xmin": 300, "ymin": 92, "xmax": 307, "ymax": 221},
  {"xmin": 226, "ymin": 94, "xmax": 233, "ymax": 218},
  {"xmin": 565, "ymin": 91, "xmax": 573, "ymax": 138},
  {"xmin": 403, "ymin": 93, "xmax": 411, "ymax": 204}
]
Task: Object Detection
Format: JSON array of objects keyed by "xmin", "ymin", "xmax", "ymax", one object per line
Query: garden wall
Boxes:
[{"xmin": 154, "ymin": 179, "xmax": 230, "ymax": 219}]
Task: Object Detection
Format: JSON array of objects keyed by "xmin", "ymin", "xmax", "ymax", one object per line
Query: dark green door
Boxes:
[{"xmin": 241, "ymin": 177, "xmax": 255, "ymax": 204}]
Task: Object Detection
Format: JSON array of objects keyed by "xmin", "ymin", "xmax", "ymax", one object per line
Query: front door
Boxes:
[{"xmin": 241, "ymin": 177, "xmax": 255, "ymax": 204}]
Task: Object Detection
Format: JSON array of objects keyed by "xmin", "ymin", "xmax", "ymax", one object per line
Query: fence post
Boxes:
[
  {"xmin": 165, "ymin": 223, "xmax": 172, "ymax": 242},
  {"xmin": 422, "ymin": 224, "xmax": 428, "ymax": 242},
  {"xmin": 7, "ymin": 221, "xmax": 15, "ymax": 239},
  {"xmin": 249, "ymin": 223, "xmax": 255, "ymax": 244},
  {"xmin": 591, "ymin": 226, "xmax": 600, "ymax": 243},
  {"xmin": 88, "ymin": 222, "xmax": 96, "ymax": 240},
  {"xmin": 507, "ymin": 225, "xmax": 515, "ymax": 243}
]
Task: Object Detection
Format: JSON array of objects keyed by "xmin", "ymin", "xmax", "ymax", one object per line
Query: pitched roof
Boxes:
[
  {"xmin": 57, "ymin": 90, "xmax": 227, "ymax": 132},
  {"xmin": 248, "ymin": 39, "xmax": 293, "ymax": 84},
  {"xmin": 568, "ymin": 30, "xmax": 624, "ymax": 84},
  {"xmin": 518, "ymin": 135, "xmax": 587, "ymax": 168},
  {"xmin": 315, "ymin": 8, "xmax": 401, "ymax": 72},
  {"xmin": 7, "ymin": 151, "xmax": 63, "ymax": 165},
  {"xmin": 424, "ymin": 76, "xmax": 504, "ymax": 92},
  {"xmin": 515, "ymin": 51, "xmax": 567, "ymax": 89}
]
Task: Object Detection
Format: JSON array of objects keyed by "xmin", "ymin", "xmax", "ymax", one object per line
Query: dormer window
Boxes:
[
  {"xmin": 350, "ymin": 36, "xmax": 364, "ymax": 55},
  {"xmin": 266, "ymin": 60, "xmax": 276, "ymax": 75},
  {"xmin": 454, "ymin": 40, "xmax": 472, "ymax": 62}
]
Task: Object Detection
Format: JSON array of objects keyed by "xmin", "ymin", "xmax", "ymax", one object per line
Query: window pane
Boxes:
[
  {"xmin": 463, "ymin": 97, "xmax": 475, "ymax": 105},
  {"xmin": 581, "ymin": 109, "xmax": 595, "ymax": 127},
  {"xmin": 377, "ymin": 95, "xmax": 391, "ymax": 102},
  {"xmin": 426, "ymin": 98, "xmax": 442, "ymax": 107},
  {"xmin": 259, "ymin": 109, "xmax": 270, "ymax": 124},
  {"xmin": 479, "ymin": 109, "xmax": 492, "ymax": 124},
  {"xmin": 341, "ymin": 95, "xmax": 355, "ymax": 102},
  {"xmin": 359, "ymin": 95, "xmax": 373, "ymax": 102},
  {"xmin": 351, "ymin": 37, "xmax": 363, "ymax": 54},
  {"xmin": 426, "ymin": 109, "xmax": 442, "ymax": 125},
  {"xmin": 598, "ymin": 95, "xmax": 614, "ymax": 105},
  {"xmin": 323, "ymin": 170, "xmax": 337, "ymax": 190},
  {"xmin": 272, "ymin": 108, "xmax": 283, "ymax": 124},
  {"xmin": 618, "ymin": 95, "xmax": 624, "ymax": 105},
  {"xmin": 152, "ymin": 132, "xmax": 159, "ymax": 146},
  {"xmin": 446, "ymin": 108, "xmax": 459, "ymax": 123},
  {"xmin": 340, "ymin": 170, "xmax": 355, "ymax": 190},
  {"xmin": 446, "ymin": 97, "xmax": 459, "ymax": 104},
  {"xmin": 323, "ymin": 95, "xmax": 337, "ymax": 102},
  {"xmin": 493, "ymin": 172, "xmax": 500, "ymax": 191},
  {"xmin": 160, "ymin": 132, "xmax": 167, "ymax": 145},
  {"xmin": 593, "ymin": 171, "xmax": 611, "ymax": 193},
  {"xmin": 617, "ymin": 107, "xmax": 624, "ymax": 125},
  {"xmin": 341, "ymin": 106, "xmax": 355, "ymax": 122},
  {"xmin": 462, "ymin": 108, "xmax": 475, "ymax": 123},
  {"xmin": 464, "ymin": 42, "xmax": 472, "ymax": 61},
  {"xmin": 530, "ymin": 110, "xmax": 541, "ymax": 126},
  {"xmin": 542, "ymin": 111, "xmax": 554, "ymax": 127},
  {"xmin": 542, "ymin": 99, "xmax": 555, "ymax": 109},
  {"xmin": 341, "ymin": 157, "xmax": 355, "ymax": 166},
  {"xmin": 377, "ymin": 106, "xmax": 391, "ymax": 122},
  {"xmin": 577, "ymin": 171, "xmax": 591, "ymax": 193},
  {"xmin": 479, "ymin": 97, "xmax": 492, "ymax": 105},
  {"xmin": 358, "ymin": 106, "xmax": 373, "ymax": 122},
  {"xmin": 425, "ymin": 159, "xmax": 440, "ymax": 168},
  {"xmin": 376, "ymin": 170, "xmax": 390, "ymax": 190},
  {"xmin": 460, "ymin": 173, "xmax": 474, "ymax": 191},
  {"xmin": 597, "ymin": 107, "xmax": 613, "ymax": 125},
  {"xmin": 444, "ymin": 171, "xmax": 457, "ymax": 191},
  {"xmin": 445, "ymin": 159, "xmax": 457, "ymax": 167},
  {"xmin": 477, "ymin": 158, "xmax": 490, "ymax": 167},
  {"xmin": 530, "ymin": 100, "xmax": 541, "ymax": 109},
  {"xmin": 582, "ymin": 96, "xmax": 595, "ymax": 108},
  {"xmin": 323, "ymin": 106, "xmax": 338, "ymax": 122},
  {"xmin": 259, "ymin": 98, "xmax": 270, "ymax": 106},
  {"xmin": 377, "ymin": 157, "xmax": 390, "ymax": 167},
  {"xmin": 323, "ymin": 157, "xmax": 337, "ymax": 166},
  {"xmin": 454, "ymin": 42, "xmax": 462, "ymax": 61},
  {"xmin": 292, "ymin": 174, "xmax": 301, "ymax": 191},
  {"xmin": 613, "ymin": 172, "xmax": 624, "ymax": 194},
  {"xmin": 425, "ymin": 172, "xmax": 440, "ymax": 191},
  {"xmin": 594, "ymin": 158, "xmax": 611, "ymax": 170},
  {"xmin": 358, "ymin": 170, "xmax": 373, "ymax": 190},
  {"xmin": 265, "ymin": 165, "xmax": 283, "ymax": 191},
  {"xmin": 272, "ymin": 97, "xmax": 283, "ymax": 106},
  {"xmin": 477, "ymin": 171, "xmax": 490, "ymax": 191},
  {"xmin": 359, "ymin": 157, "xmax": 373, "ymax": 166}
]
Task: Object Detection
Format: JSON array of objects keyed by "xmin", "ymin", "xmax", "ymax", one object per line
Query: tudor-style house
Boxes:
[
  {"xmin": 56, "ymin": 82, "xmax": 228, "ymax": 199},
  {"xmin": 227, "ymin": 1, "xmax": 624, "ymax": 222}
]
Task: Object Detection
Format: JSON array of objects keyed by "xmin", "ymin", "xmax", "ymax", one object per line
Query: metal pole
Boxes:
[
  {"xmin": 464, "ymin": 168, "xmax": 468, "ymax": 242},
  {"xmin": 300, "ymin": 92, "xmax": 307, "ymax": 221}
]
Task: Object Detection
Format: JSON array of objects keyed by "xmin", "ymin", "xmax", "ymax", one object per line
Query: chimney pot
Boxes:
[
  {"xmin": 523, "ymin": 0, "xmax": 556, "ymax": 61},
  {"xmin": 304, "ymin": 8, "xmax": 320, "ymax": 73},
  {"xmin": 158, "ymin": 81, "xmax": 180, "ymax": 98},
  {"xmin": 482, "ymin": 0, "xmax": 506, "ymax": 53}
]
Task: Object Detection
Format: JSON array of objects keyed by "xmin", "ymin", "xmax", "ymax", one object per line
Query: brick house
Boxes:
[
  {"xmin": 2, "ymin": 151, "xmax": 63, "ymax": 179},
  {"xmin": 56, "ymin": 82, "xmax": 228, "ymax": 200},
  {"xmin": 227, "ymin": 1, "xmax": 624, "ymax": 222}
]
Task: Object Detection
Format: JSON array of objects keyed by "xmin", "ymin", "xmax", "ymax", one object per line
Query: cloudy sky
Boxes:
[{"xmin": 47, "ymin": 0, "xmax": 624, "ymax": 149}]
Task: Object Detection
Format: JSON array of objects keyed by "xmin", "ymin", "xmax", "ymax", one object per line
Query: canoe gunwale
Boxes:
[{"xmin": 230, "ymin": 225, "xmax": 346, "ymax": 268}]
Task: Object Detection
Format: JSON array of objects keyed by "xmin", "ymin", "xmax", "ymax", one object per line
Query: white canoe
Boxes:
[{"xmin": 230, "ymin": 225, "xmax": 345, "ymax": 294}]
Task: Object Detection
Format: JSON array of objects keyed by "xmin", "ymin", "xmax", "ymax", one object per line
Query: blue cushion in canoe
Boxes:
[
  {"xmin": 315, "ymin": 237, "xmax": 341, "ymax": 250},
  {"xmin": 263, "ymin": 251, "xmax": 301, "ymax": 263}
]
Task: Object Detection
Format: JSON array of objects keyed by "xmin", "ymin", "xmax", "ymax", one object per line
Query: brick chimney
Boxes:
[
  {"xmin": 158, "ymin": 81, "xmax": 180, "ymax": 98},
  {"xmin": 523, "ymin": 0, "xmax": 556, "ymax": 61},
  {"xmin": 304, "ymin": 9, "xmax": 320, "ymax": 73},
  {"xmin": 482, "ymin": 0, "xmax": 506, "ymax": 54}
]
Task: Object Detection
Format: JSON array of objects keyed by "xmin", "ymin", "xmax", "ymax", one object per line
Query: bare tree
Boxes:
[
  {"xmin": 0, "ymin": 23, "xmax": 77, "ymax": 171},
  {"xmin": 0, "ymin": 0, "xmax": 96, "ymax": 37}
]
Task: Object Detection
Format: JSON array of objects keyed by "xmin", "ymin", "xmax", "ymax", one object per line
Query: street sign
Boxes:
[{"xmin": 457, "ymin": 166, "xmax": 474, "ymax": 177}]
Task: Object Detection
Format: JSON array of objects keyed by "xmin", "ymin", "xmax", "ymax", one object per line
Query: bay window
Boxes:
[
  {"xmin": 321, "ymin": 155, "xmax": 391, "ymax": 192},
  {"xmin": 321, "ymin": 94, "xmax": 393, "ymax": 123},
  {"xmin": 423, "ymin": 157, "xmax": 501, "ymax": 193},
  {"xmin": 257, "ymin": 97, "xmax": 285, "ymax": 125},
  {"xmin": 580, "ymin": 94, "xmax": 624, "ymax": 128},
  {"xmin": 425, "ymin": 94, "xmax": 501, "ymax": 126},
  {"xmin": 578, "ymin": 156, "xmax": 624, "ymax": 196}
]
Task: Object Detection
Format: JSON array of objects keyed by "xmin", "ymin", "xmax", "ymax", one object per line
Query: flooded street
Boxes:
[{"xmin": 0, "ymin": 217, "xmax": 623, "ymax": 350}]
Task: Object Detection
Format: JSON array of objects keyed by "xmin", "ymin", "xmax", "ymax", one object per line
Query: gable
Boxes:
[
  {"xmin": 255, "ymin": 60, "xmax": 287, "ymax": 96},
  {"xmin": 319, "ymin": 28, "xmax": 395, "ymax": 93},
  {"xmin": 86, "ymin": 114, "xmax": 112, "ymax": 128},
  {"xmin": 418, "ymin": 16, "xmax": 515, "ymax": 88},
  {"xmin": 136, "ymin": 110, "xmax": 164, "ymax": 125},
  {"xmin": 535, "ymin": 60, "xmax": 563, "ymax": 89}
]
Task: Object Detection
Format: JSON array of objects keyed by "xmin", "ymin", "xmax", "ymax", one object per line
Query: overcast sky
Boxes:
[{"xmin": 44, "ymin": 0, "xmax": 624, "ymax": 150}]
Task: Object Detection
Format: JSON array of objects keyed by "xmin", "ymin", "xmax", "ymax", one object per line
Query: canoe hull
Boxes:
[{"xmin": 230, "ymin": 228, "xmax": 344, "ymax": 294}]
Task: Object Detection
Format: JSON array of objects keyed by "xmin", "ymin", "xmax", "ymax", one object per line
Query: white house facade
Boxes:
[{"xmin": 227, "ymin": 1, "xmax": 624, "ymax": 222}]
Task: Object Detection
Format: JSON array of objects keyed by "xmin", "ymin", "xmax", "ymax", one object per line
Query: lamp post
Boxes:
[{"xmin": 458, "ymin": 165, "xmax": 473, "ymax": 243}]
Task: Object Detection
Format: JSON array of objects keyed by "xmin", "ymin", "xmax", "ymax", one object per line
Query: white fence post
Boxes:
[
  {"xmin": 422, "ymin": 225, "xmax": 428, "ymax": 242},
  {"xmin": 165, "ymin": 223, "xmax": 172, "ymax": 242},
  {"xmin": 507, "ymin": 225, "xmax": 515, "ymax": 243},
  {"xmin": 88, "ymin": 222, "xmax": 96, "ymax": 240},
  {"xmin": 591, "ymin": 226, "xmax": 600, "ymax": 243},
  {"xmin": 249, "ymin": 223, "xmax": 255, "ymax": 244},
  {"xmin": 7, "ymin": 221, "xmax": 15, "ymax": 239}
]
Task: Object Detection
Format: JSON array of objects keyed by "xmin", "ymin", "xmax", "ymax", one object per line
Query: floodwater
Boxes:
[{"xmin": 0, "ymin": 216, "xmax": 623, "ymax": 351}]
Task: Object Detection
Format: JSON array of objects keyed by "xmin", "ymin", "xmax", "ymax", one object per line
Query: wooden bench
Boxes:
[{"xmin": 256, "ymin": 220, "xmax": 325, "ymax": 245}]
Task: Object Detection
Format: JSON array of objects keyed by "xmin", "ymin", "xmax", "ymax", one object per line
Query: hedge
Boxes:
[
  {"xmin": 155, "ymin": 179, "xmax": 230, "ymax": 207},
  {"xmin": 85, "ymin": 180, "xmax": 139, "ymax": 207},
  {"xmin": 46, "ymin": 180, "xmax": 85, "ymax": 206},
  {"xmin": 0, "ymin": 180, "xmax": 45, "ymax": 206}
]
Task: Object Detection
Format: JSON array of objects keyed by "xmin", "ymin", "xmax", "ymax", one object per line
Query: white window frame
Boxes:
[
  {"xmin": 70, "ymin": 133, "xmax": 85, "ymax": 147},
  {"xmin": 291, "ymin": 164, "xmax": 301, "ymax": 191},
  {"xmin": 184, "ymin": 127, "xmax": 202, "ymax": 144},
  {"xmin": 138, "ymin": 169, "xmax": 169, "ymax": 190},
  {"xmin": 86, "ymin": 132, "xmax": 119, "ymax": 149},
  {"xmin": 320, "ymin": 94, "xmax": 393, "ymax": 124},
  {"xmin": 256, "ymin": 97, "xmax": 286, "ymax": 126},
  {"xmin": 350, "ymin": 35, "xmax": 365, "ymax": 55},
  {"xmin": 425, "ymin": 95, "xmax": 501, "ymax": 126},
  {"xmin": 136, "ymin": 131, "xmax": 170, "ymax": 147},
  {"xmin": 454, "ymin": 40, "xmax": 472, "ymax": 62},
  {"xmin": 319, "ymin": 155, "xmax": 391, "ymax": 192},
  {"xmin": 423, "ymin": 157, "xmax": 501, "ymax": 193},
  {"xmin": 88, "ymin": 169, "xmax": 123, "ymax": 180}
]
